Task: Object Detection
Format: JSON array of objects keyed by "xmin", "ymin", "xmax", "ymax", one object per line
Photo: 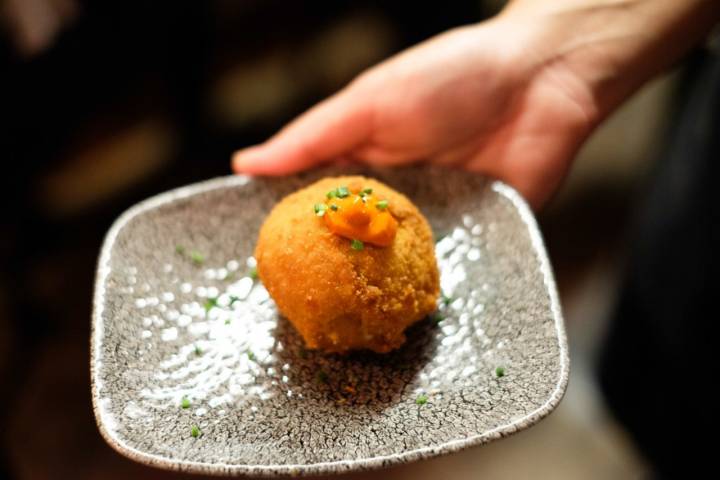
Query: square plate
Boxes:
[{"xmin": 91, "ymin": 165, "xmax": 568, "ymax": 476}]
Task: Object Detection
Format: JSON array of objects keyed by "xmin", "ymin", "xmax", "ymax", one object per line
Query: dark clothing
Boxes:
[{"xmin": 599, "ymin": 47, "xmax": 720, "ymax": 477}]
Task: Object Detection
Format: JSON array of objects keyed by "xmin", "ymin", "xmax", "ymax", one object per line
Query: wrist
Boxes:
[{"xmin": 500, "ymin": 0, "xmax": 720, "ymax": 122}]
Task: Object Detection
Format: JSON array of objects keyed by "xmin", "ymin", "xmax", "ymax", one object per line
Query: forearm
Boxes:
[{"xmin": 503, "ymin": 0, "xmax": 720, "ymax": 122}]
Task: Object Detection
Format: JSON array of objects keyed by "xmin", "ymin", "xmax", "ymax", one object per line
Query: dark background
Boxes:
[{"xmin": 1, "ymin": 0, "xmax": 684, "ymax": 478}]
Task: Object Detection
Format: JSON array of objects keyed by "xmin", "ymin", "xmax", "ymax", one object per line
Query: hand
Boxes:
[
  {"xmin": 232, "ymin": 18, "xmax": 596, "ymax": 209},
  {"xmin": 232, "ymin": 1, "xmax": 719, "ymax": 209}
]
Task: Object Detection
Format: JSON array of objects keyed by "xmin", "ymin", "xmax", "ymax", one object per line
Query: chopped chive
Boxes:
[
  {"xmin": 314, "ymin": 203, "xmax": 328, "ymax": 217},
  {"xmin": 326, "ymin": 189, "xmax": 337, "ymax": 199},
  {"xmin": 336, "ymin": 186, "xmax": 350, "ymax": 198},
  {"xmin": 351, "ymin": 239, "xmax": 364, "ymax": 251},
  {"xmin": 361, "ymin": 187, "xmax": 373, "ymax": 195},
  {"xmin": 248, "ymin": 267, "xmax": 258, "ymax": 280},
  {"xmin": 204, "ymin": 297, "xmax": 218, "ymax": 313},
  {"xmin": 191, "ymin": 425, "xmax": 201, "ymax": 438},
  {"xmin": 190, "ymin": 251, "xmax": 205, "ymax": 265},
  {"xmin": 175, "ymin": 245, "xmax": 186, "ymax": 255},
  {"xmin": 431, "ymin": 312, "xmax": 444, "ymax": 325},
  {"xmin": 376, "ymin": 200, "xmax": 389, "ymax": 210},
  {"xmin": 194, "ymin": 344, "xmax": 203, "ymax": 356},
  {"xmin": 317, "ymin": 370, "xmax": 329, "ymax": 384},
  {"xmin": 441, "ymin": 294, "xmax": 453, "ymax": 306},
  {"xmin": 224, "ymin": 318, "xmax": 231, "ymax": 325},
  {"xmin": 495, "ymin": 366, "xmax": 505, "ymax": 378},
  {"xmin": 416, "ymin": 394, "xmax": 428, "ymax": 405},
  {"xmin": 229, "ymin": 295, "xmax": 241, "ymax": 306},
  {"xmin": 181, "ymin": 396, "xmax": 191, "ymax": 409},
  {"xmin": 330, "ymin": 204, "xmax": 339, "ymax": 211},
  {"xmin": 246, "ymin": 350, "xmax": 256, "ymax": 361},
  {"xmin": 224, "ymin": 271, "xmax": 236, "ymax": 282}
]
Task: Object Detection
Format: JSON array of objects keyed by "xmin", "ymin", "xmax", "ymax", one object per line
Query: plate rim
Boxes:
[{"xmin": 90, "ymin": 171, "xmax": 570, "ymax": 476}]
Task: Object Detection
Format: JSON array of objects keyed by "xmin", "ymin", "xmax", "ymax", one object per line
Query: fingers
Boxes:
[
  {"xmin": 232, "ymin": 88, "xmax": 373, "ymax": 175},
  {"xmin": 351, "ymin": 145, "xmax": 413, "ymax": 167},
  {"xmin": 468, "ymin": 128, "xmax": 583, "ymax": 210}
]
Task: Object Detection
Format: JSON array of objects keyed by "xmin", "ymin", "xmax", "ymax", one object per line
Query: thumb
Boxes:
[{"xmin": 232, "ymin": 89, "xmax": 372, "ymax": 175}]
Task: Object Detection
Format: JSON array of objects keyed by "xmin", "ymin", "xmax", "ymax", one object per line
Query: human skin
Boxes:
[{"xmin": 232, "ymin": 0, "xmax": 720, "ymax": 209}]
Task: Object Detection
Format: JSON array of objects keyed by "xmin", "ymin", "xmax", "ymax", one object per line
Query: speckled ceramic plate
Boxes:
[{"xmin": 91, "ymin": 165, "xmax": 568, "ymax": 476}]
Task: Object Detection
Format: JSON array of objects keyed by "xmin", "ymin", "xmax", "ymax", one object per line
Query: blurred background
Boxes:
[{"xmin": 0, "ymin": 0, "xmax": 700, "ymax": 478}]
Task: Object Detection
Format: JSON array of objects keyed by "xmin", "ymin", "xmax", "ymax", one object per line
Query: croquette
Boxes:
[{"xmin": 255, "ymin": 176, "xmax": 439, "ymax": 353}]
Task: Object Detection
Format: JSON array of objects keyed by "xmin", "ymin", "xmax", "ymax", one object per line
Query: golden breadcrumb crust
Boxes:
[{"xmin": 255, "ymin": 176, "xmax": 439, "ymax": 353}]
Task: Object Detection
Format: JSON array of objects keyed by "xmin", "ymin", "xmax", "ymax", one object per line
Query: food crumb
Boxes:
[
  {"xmin": 190, "ymin": 251, "xmax": 205, "ymax": 265},
  {"xmin": 204, "ymin": 297, "xmax": 218, "ymax": 313}
]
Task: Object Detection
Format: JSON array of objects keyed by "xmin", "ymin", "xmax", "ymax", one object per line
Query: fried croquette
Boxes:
[{"xmin": 254, "ymin": 176, "xmax": 439, "ymax": 353}]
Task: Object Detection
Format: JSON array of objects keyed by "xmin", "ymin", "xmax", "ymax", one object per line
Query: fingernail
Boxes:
[
  {"xmin": 232, "ymin": 150, "xmax": 253, "ymax": 172},
  {"xmin": 231, "ymin": 153, "xmax": 242, "ymax": 170}
]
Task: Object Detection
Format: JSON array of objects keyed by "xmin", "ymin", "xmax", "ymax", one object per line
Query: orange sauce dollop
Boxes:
[{"xmin": 323, "ymin": 189, "xmax": 398, "ymax": 247}]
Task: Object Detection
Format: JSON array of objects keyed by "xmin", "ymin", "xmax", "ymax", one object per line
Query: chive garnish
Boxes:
[
  {"xmin": 249, "ymin": 267, "xmax": 258, "ymax": 280},
  {"xmin": 441, "ymin": 294, "xmax": 453, "ymax": 306},
  {"xmin": 246, "ymin": 350, "xmax": 256, "ymax": 361},
  {"xmin": 376, "ymin": 200, "xmax": 389, "ymax": 210},
  {"xmin": 361, "ymin": 187, "xmax": 373, "ymax": 195},
  {"xmin": 190, "ymin": 251, "xmax": 205, "ymax": 265},
  {"xmin": 326, "ymin": 189, "xmax": 337, "ymax": 199},
  {"xmin": 181, "ymin": 396, "xmax": 191, "ymax": 409},
  {"xmin": 416, "ymin": 394, "xmax": 428, "ymax": 405},
  {"xmin": 191, "ymin": 425, "xmax": 201, "ymax": 438},
  {"xmin": 224, "ymin": 318, "xmax": 231, "ymax": 325},
  {"xmin": 336, "ymin": 186, "xmax": 350, "ymax": 198},
  {"xmin": 431, "ymin": 312, "xmax": 444, "ymax": 324},
  {"xmin": 194, "ymin": 344, "xmax": 203, "ymax": 356},
  {"xmin": 330, "ymin": 204, "xmax": 339, "ymax": 211},
  {"xmin": 204, "ymin": 297, "xmax": 218, "ymax": 313},
  {"xmin": 229, "ymin": 295, "xmax": 241, "ymax": 306},
  {"xmin": 175, "ymin": 245, "xmax": 186, "ymax": 255},
  {"xmin": 495, "ymin": 366, "xmax": 505, "ymax": 378},
  {"xmin": 314, "ymin": 203, "xmax": 328, "ymax": 217},
  {"xmin": 351, "ymin": 239, "xmax": 364, "ymax": 251}
]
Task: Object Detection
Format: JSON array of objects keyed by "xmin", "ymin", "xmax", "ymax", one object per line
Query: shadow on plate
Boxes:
[{"xmin": 270, "ymin": 313, "xmax": 441, "ymax": 410}]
